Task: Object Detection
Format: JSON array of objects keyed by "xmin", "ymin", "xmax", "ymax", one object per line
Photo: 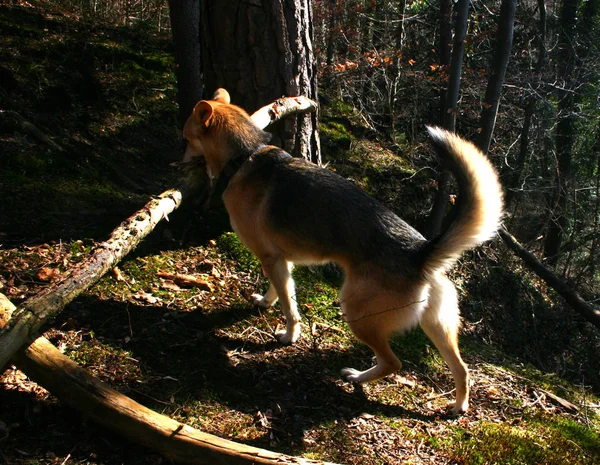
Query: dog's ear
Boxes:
[
  {"xmin": 193, "ymin": 100, "xmax": 215, "ymax": 127},
  {"xmin": 212, "ymin": 88, "xmax": 231, "ymax": 104}
]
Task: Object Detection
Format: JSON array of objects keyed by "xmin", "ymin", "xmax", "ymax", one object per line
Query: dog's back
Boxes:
[{"xmin": 224, "ymin": 132, "xmax": 502, "ymax": 284}]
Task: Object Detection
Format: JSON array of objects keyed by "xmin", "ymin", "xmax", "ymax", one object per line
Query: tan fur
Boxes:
[{"xmin": 183, "ymin": 89, "xmax": 504, "ymax": 414}]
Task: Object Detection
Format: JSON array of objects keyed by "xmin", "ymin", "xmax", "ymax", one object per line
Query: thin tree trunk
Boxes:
[
  {"xmin": 505, "ymin": 100, "xmax": 534, "ymax": 208},
  {"xmin": 426, "ymin": 0, "xmax": 470, "ymax": 238},
  {"xmin": 543, "ymin": 0, "xmax": 578, "ymax": 267},
  {"xmin": 325, "ymin": 0, "xmax": 337, "ymax": 67},
  {"xmin": 499, "ymin": 228, "xmax": 600, "ymax": 330},
  {"xmin": 168, "ymin": 0, "xmax": 203, "ymax": 128},
  {"xmin": 476, "ymin": 0, "xmax": 517, "ymax": 155},
  {"xmin": 438, "ymin": 0, "xmax": 452, "ymax": 123},
  {"xmin": 505, "ymin": 0, "xmax": 547, "ymax": 208}
]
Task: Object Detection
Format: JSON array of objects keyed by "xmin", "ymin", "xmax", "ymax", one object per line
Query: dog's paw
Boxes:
[
  {"xmin": 448, "ymin": 400, "xmax": 469, "ymax": 415},
  {"xmin": 340, "ymin": 367, "xmax": 363, "ymax": 384},
  {"xmin": 276, "ymin": 326, "xmax": 301, "ymax": 344},
  {"xmin": 252, "ymin": 293, "xmax": 272, "ymax": 308}
]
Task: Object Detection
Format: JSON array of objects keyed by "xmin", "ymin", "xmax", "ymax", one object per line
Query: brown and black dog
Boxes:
[{"xmin": 183, "ymin": 89, "xmax": 503, "ymax": 413}]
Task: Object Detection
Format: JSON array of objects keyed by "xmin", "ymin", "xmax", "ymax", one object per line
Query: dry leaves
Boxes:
[
  {"xmin": 37, "ymin": 267, "xmax": 60, "ymax": 282},
  {"xmin": 132, "ymin": 290, "xmax": 161, "ymax": 305}
]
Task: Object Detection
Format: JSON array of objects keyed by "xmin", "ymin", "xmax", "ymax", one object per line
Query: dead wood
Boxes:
[
  {"xmin": 499, "ymin": 227, "xmax": 600, "ymax": 330},
  {"xmin": 0, "ymin": 109, "xmax": 65, "ymax": 152},
  {"xmin": 0, "ymin": 189, "xmax": 185, "ymax": 371},
  {"xmin": 157, "ymin": 271, "xmax": 213, "ymax": 291},
  {"xmin": 11, "ymin": 336, "xmax": 338, "ymax": 465},
  {"xmin": 0, "ymin": 293, "xmax": 16, "ymax": 330}
]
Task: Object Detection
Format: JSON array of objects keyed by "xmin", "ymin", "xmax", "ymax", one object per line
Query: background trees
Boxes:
[
  {"xmin": 315, "ymin": 0, "xmax": 600, "ymax": 284},
  {"xmin": 43, "ymin": 0, "xmax": 600, "ymax": 383},
  {"xmin": 46, "ymin": 0, "xmax": 599, "ymax": 330}
]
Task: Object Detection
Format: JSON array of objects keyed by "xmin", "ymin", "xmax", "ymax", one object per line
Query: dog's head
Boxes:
[{"xmin": 182, "ymin": 88, "xmax": 270, "ymax": 179}]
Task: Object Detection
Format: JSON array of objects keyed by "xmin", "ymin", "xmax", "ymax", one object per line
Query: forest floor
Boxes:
[{"xmin": 1, "ymin": 1, "xmax": 599, "ymax": 464}]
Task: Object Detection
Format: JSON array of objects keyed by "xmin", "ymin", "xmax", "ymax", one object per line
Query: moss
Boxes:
[
  {"xmin": 216, "ymin": 232, "xmax": 261, "ymax": 273},
  {"xmin": 320, "ymin": 119, "xmax": 354, "ymax": 157},
  {"xmin": 446, "ymin": 417, "xmax": 599, "ymax": 465}
]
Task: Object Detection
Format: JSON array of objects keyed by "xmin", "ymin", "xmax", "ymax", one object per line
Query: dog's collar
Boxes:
[
  {"xmin": 210, "ymin": 149, "xmax": 257, "ymax": 198},
  {"xmin": 219, "ymin": 154, "xmax": 249, "ymax": 181}
]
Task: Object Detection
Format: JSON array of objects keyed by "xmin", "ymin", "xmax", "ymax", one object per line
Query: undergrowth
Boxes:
[{"xmin": 0, "ymin": 2, "xmax": 598, "ymax": 465}]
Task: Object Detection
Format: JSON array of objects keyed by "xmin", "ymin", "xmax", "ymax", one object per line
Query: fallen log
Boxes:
[
  {"xmin": 0, "ymin": 95, "xmax": 318, "ymax": 371},
  {"xmin": 11, "ymin": 336, "xmax": 337, "ymax": 465},
  {"xmin": 0, "ymin": 189, "xmax": 184, "ymax": 371},
  {"xmin": 498, "ymin": 227, "xmax": 600, "ymax": 330}
]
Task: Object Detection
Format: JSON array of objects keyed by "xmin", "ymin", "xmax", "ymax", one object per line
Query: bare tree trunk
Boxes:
[
  {"xmin": 325, "ymin": 0, "xmax": 337, "ymax": 67},
  {"xmin": 505, "ymin": 100, "xmax": 535, "ymax": 207},
  {"xmin": 168, "ymin": 0, "xmax": 203, "ymax": 128},
  {"xmin": 426, "ymin": 0, "xmax": 470, "ymax": 238},
  {"xmin": 199, "ymin": 0, "xmax": 321, "ymax": 164},
  {"xmin": 505, "ymin": 0, "xmax": 546, "ymax": 208},
  {"xmin": 438, "ymin": 0, "xmax": 452, "ymax": 123},
  {"xmin": 543, "ymin": 0, "xmax": 578, "ymax": 267},
  {"xmin": 476, "ymin": 0, "xmax": 517, "ymax": 155}
]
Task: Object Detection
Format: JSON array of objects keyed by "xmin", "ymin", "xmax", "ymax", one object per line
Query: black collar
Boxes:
[
  {"xmin": 209, "ymin": 152, "xmax": 253, "ymax": 203},
  {"xmin": 219, "ymin": 154, "xmax": 249, "ymax": 181}
]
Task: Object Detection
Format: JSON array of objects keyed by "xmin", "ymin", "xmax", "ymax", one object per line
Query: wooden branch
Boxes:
[
  {"xmin": 0, "ymin": 109, "xmax": 65, "ymax": 152},
  {"xmin": 250, "ymin": 95, "xmax": 318, "ymax": 129},
  {"xmin": 11, "ymin": 337, "xmax": 338, "ymax": 465},
  {"xmin": 0, "ymin": 189, "xmax": 185, "ymax": 371},
  {"xmin": 498, "ymin": 227, "xmax": 600, "ymax": 330},
  {"xmin": 0, "ymin": 95, "xmax": 317, "ymax": 371}
]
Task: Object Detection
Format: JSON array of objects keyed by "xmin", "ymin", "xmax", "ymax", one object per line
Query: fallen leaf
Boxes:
[
  {"xmin": 132, "ymin": 290, "xmax": 161, "ymax": 304},
  {"xmin": 37, "ymin": 267, "xmax": 60, "ymax": 282},
  {"xmin": 113, "ymin": 267, "xmax": 126, "ymax": 282}
]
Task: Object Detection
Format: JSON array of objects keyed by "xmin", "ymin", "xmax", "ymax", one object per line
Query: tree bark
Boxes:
[
  {"xmin": 10, "ymin": 336, "xmax": 338, "ymax": 465},
  {"xmin": 168, "ymin": 0, "xmax": 203, "ymax": 128},
  {"xmin": 476, "ymin": 0, "xmax": 517, "ymax": 155},
  {"xmin": 199, "ymin": 0, "xmax": 321, "ymax": 164},
  {"xmin": 426, "ymin": 0, "xmax": 470, "ymax": 238},
  {"xmin": 0, "ymin": 96, "xmax": 318, "ymax": 372},
  {"xmin": 499, "ymin": 228, "xmax": 600, "ymax": 330},
  {"xmin": 543, "ymin": 0, "xmax": 578, "ymax": 267}
]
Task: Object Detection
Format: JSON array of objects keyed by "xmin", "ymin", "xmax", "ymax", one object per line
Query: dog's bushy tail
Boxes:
[{"xmin": 419, "ymin": 126, "xmax": 504, "ymax": 277}]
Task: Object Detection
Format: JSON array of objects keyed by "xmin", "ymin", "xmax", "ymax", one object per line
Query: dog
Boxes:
[{"xmin": 182, "ymin": 88, "xmax": 503, "ymax": 414}]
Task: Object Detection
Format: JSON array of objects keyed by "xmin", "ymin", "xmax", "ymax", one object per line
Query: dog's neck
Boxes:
[
  {"xmin": 219, "ymin": 154, "xmax": 249, "ymax": 181},
  {"xmin": 212, "ymin": 146, "xmax": 262, "ymax": 189}
]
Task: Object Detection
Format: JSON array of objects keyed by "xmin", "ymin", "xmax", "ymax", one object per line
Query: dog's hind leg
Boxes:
[
  {"xmin": 340, "ymin": 326, "xmax": 402, "ymax": 384},
  {"xmin": 339, "ymin": 279, "xmax": 404, "ymax": 384},
  {"xmin": 252, "ymin": 283, "xmax": 279, "ymax": 308},
  {"xmin": 419, "ymin": 273, "xmax": 469, "ymax": 414},
  {"xmin": 260, "ymin": 257, "xmax": 301, "ymax": 344}
]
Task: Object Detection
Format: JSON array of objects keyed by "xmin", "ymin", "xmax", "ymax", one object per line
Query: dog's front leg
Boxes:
[{"xmin": 258, "ymin": 258, "xmax": 301, "ymax": 344}]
